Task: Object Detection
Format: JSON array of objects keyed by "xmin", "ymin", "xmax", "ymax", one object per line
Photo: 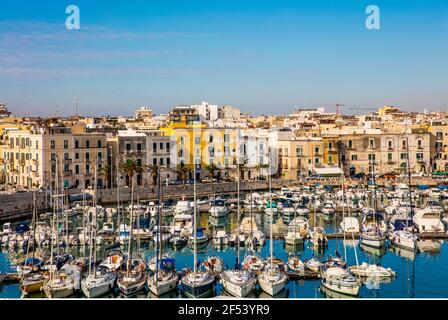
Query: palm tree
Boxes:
[
  {"xmin": 146, "ymin": 164, "xmax": 159, "ymax": 187},
  {"xmin": 176, "ymin": 163, "xmax": 188, "ymax": 185},
  {"xmin": 204, "ymin": 163, "xmax": 219, "ymax": 181},
  {"xmin": 101, "ymin": 165, "xmax": 111, "ymax": 189}
]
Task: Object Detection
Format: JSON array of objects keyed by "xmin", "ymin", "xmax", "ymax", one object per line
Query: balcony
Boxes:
[
  {"xmin": 63, "ymin": 158, "xmax": 72, "ymax": 164},
  {"xmin": 387, "ymin": 160, "xmax": 395, "ymax": 165},
  {"xmin": 63, "ymin": 170, "xmax": 73, "ymax": 176},
  {"xmin": 387, "ymin": 146, "xmax": 394, "ymax": 151}
]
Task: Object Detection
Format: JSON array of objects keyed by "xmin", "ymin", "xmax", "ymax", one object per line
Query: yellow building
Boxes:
[{"xmin": 160, "ymin": 121, "xmax": 239, "ymax": 179}]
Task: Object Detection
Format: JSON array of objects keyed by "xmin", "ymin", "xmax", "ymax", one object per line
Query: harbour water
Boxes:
[{"xmin": 1, "ymin": 208, "xmax": 447, "ymax": 299}]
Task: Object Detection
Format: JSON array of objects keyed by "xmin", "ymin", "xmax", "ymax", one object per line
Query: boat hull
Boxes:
[
  {"xmin": 81, "ymin": 278, "xmax": 115, "ymax": 298},
  {"xmin": 258, "ymin": 275, "xmax": 287, "ymax": 296},
  {"xmin": 181, "ymin": 279, "xmax": 214, "ymax": 298},
  {"xmin": 321, "ymin": 278, "xmax": 359, "ymax": 296},
  {"xmin": 221, "ymin": 276, "xmax": 256, "ymax": 298},
  {"xmin": 147, "ymin": 277, "xmax": 178, "ymax": 296}
]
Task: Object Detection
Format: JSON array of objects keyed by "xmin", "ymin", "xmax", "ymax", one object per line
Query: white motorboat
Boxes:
[
  {"xmin": 340, "ymin": 217, "xmax": 360, "ymax": 233},
  {"xmin": 212, "ymin": 230, "xmax": 229, "ymax": 246},
  {"xmin": 349, "ymin": 262, "xmax": 396, "ymax": 278},
  {"xmin": 413, "ymin": 208, "xmax": 445, "ymax": 234},
  {"xmin": 174, "ymin": 201, "xmax": 193, "ymax": 215},
  {"xmin": 209, "ymin": 199, "xmax": 229, "ymax": 218},
  {"xmin": 284, "ymin": 225, "xmax": 303, "ymax": 245}
]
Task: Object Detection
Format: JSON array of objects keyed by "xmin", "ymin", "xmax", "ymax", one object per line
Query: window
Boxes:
[
  {"xmin": 328, "ymin": 155, "xmax": 333, "ymax": 163},
  {"xmin": 348, "ymin": 140, "xmax": 353, "ymax": 149},
  {"xmin": 64, "ymin": 164, "xmax": 69, "ymax": 172},
  {"xmin": 98, "ymin": 152, "xmax": 102, "ymax": 160},
  {"xmin": 209, "ymin": 135, "xmax": 214, "ymax": 143},
  {"xmin": 224, "ymin": 145, "xmax": 230, "ymax": 156},
  {"xmin": 341, "ymin": 154, "xmax": 346, "ymax": 162},
  {"xmin": 137, "ymin": 143, "xmax": 142, "ymax": 152},
  {"xmin": 153, "ymin": 142, "xmax": 157, "ymax": 152},
  {"xmin": 416, "ymin": 153, "xmax": 423, "ymax": 161},
  {"xmin": 400, "ymin": 153, "xmax": 408, "ymax": 160},
  {"xmin": 369, "ymin": 138, "xmax": 375, "ymax": 148},
  {"xmin": 51, "ymin": 153, "xmax": 56, "ymax": 161},
  {"xmin": 75, "ymin": 140, "xmax": 79, "ymax": 148},
  {"xmin": 86, "ymin": 140, "xmax": 90, "ymax": 148},
  {"xmin": 75, "ymin": 152, "xmax": 79, "ymax": 160},
  {"xmin": 224, "ymin": 134, "xmax": 230, "ymax": 143},
  {"xmin": 126, "ymin": 143, "xmax": 131, "ymax": 151},
  {"xmin": 75, "ymin": 165, "xmax": 80, "ymax": 174},
  {"xmin": 296, "ymin": 147, "xmax": 303, "ymax": 156},
  {"xmin": 166, "ymin": 142, "xmax": 170, "ymax": 150},
  {"xmin": 35, "ymin": 140, "xmax": 38, "ymax": 149},
  {"xmin": 368, "ymin": 154, "xmax": 376, "ymax": 161},
  {"xmin": 314, "ymin": 158, "xmax": 319, "ymax": 164},
  {"xmin": 160, "ymin": 158, "xmax": 164, "ymax": 165},
  {"xmin": 387, "ymin": 153, "xmax": 392, "ymax": 162},
  {"xmin": 180, "ymin": 136, "xmax": 185, "ymax": 145},
  {"xmin": 167, "ymin": 158, "xmax": 170, "ymax": 166},
  {"xmin": 64, "ymin": 153, "xmax": 69, "ymax": 160},
  {"xmin": 153, "ymin": 158, "xmax": 157, "ymax": 165},
  {"xmin": 328, "ymin": 142, "xmax": 333, "ymax": 149},
  {"xmin": 208, "ymin": 146, "xmax": 215, "ymax": 157},
  {"xmin": 402, "ymin": 140, "xmax": 406, "ymax": 149},
  {"xmin": 388, "ymin": 140, "xmax": 393, "ymax": 149},
  {"xmin": 97, "ymin": 140, "xmax": 102, "ymax": 148},
  {"xmin": 351, "ymin": 154, "xmax": 358, "ymax": 161},
  {"xmin": 417, "ymin": 140, "xmax": 422, "ymax": 148},
  {"xmin": 86, "ymin": 164, "xmax": 90, "ymax": 174},
  {"xmin": 63, "ymin": 140, "xmax": 68, "ymax": 149},
  {"xmin": 10, "ymin": 138, "xmax": 14, "ymax": 147},
  {"xmin": 160, "ymin": 142, "xmax": 164, "ymax": 150},
  {"xmin": 50, "ymin": 140, "xmax": 55, "ymax": 149},
  {"xmin": 137, "ymin": 159, "xmax": 142, "ymax": 166},
  {"xmin": 86, "ymin": 152, "xmax": 90, "ymax": 161},
  {"xmin": 314, "ymin": 147, "xmax": 319, "ymax": 154}
]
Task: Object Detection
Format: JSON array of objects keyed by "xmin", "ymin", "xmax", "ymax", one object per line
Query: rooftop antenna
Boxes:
[{"xmin": 75, "ymin": 97, "xmax": 79, "ymax": 116}]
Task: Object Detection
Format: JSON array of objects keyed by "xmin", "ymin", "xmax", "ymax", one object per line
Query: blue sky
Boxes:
[{"xmin": 0, "ymin": 0, "xmax": 447, "ymax": 116}]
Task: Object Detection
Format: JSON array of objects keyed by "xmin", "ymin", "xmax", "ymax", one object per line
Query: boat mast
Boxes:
[
  {"xmin": 127, "ymin": 170, "xmax": 134, "ymax": 277},
  {"xmin": 404, "ymin": 120, "xmax": 414, "ymax": 229},
  {"xmin": 49, "ymin": 155, "xmax": 59, "ymax": 281},
  {"xmin": 268, "ymin": 148, "xmax": 273, "ymax": 273},
  {"xmin": 193, "ymin": 155, "xmax": 197, "ymax": 276},
  {"xmin": 236, "ymin": 142, "xmax": 241, "ymax": 270},
  {"xmin": 155, "ymin": 166, "xmax": 161, "ymax": 282},
  {"xmin": 340, "ymin": 161, "xmax": 347, "ymax": 262}
]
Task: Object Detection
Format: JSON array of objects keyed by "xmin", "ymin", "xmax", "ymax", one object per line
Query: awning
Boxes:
[{"xmin": 313, "ymin": 167, "xmax": 343, "ymax": 177}]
